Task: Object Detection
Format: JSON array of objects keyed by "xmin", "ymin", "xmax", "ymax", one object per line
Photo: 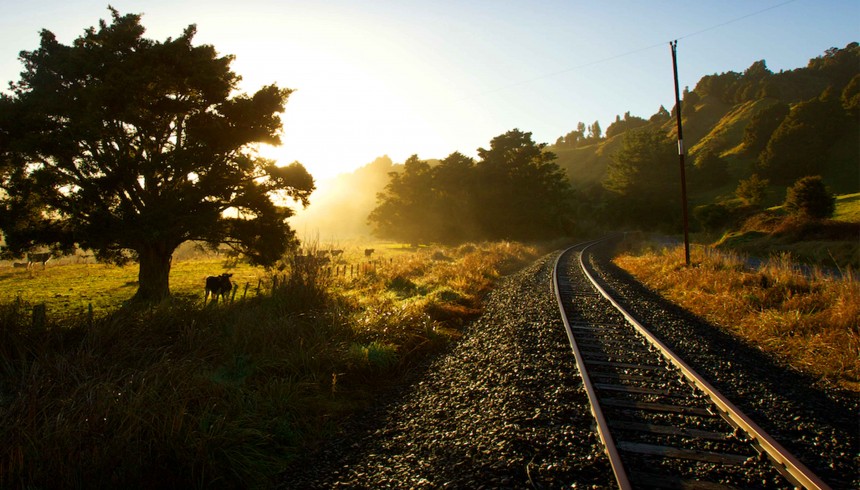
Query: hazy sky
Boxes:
[{"xmin": 1, "ymin": 0, "xmax": 857, "ymax": 181}]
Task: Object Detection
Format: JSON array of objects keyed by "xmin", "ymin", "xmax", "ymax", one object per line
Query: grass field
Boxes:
[
  {"xmin": 833, "ymin": 192, "xmax": 860, "ymax": 222},
  {"xmin": 0, "ymin": 240, "xmax": 539, "ymax": 488},
  {"xmin": 0, "ymin": 258, "xmax": 266, "ymax": 319},
  {"xmin": 0, "ymin": 241, "xmax": 444, "ymax": 318}
]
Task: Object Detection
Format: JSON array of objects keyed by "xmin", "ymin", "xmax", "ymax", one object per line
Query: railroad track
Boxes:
[{"xmin": 553, "ymin": 239, "xmax": 832, "ymax": 490}]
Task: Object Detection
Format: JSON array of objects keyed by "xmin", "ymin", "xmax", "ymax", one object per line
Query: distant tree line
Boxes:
[{"xmin": 368, "ymin": 130, "xmax": 577, "ymax": 245}]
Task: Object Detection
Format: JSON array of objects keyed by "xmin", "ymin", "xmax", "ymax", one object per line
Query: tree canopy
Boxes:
[
  {"xmin": 784, "ymin": 175, "xmax": 835, "ymax": 219},
  {"xmin": 0, "ymin": 8, "xmax": 314, "ymax": 301},
  {"xmin": 757, "ymin": 93, "xmax": 846, "ymax": 184},
  {"xmin": 603, "ymin": 128, "xmax": 680, "ymax": 228},
  {"xmin": 369, "ymin": 130, "xmax": 575, "ymax": 244}
]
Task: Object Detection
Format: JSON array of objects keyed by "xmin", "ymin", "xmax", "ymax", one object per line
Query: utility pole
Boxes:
[{"xmin": 670, "ymin": 40, "xmax": 691, "ymax": 266}]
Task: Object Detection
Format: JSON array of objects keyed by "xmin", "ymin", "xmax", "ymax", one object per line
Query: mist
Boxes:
[{"xmin": 288, "ymin": 155, "xmax": 397, "ymax": 241}]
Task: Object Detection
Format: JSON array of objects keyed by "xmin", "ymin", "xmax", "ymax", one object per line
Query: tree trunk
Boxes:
[{"xmin": 134, "ymin": 243, "xmax": 173, "ymax": 302}]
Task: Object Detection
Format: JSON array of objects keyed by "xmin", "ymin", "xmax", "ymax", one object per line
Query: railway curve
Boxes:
[
  {"xmin": 281, "ymin": 238, "xmax": 857, "ymax": 489},
  {"xmin": 554, "ymin": 238, "xmax": 833, "ymax": 489}
]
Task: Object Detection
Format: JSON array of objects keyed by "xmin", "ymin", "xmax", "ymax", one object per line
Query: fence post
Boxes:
[{"xmin": 32, "ymin": 303, "xmax": 46, "ymax": 329}]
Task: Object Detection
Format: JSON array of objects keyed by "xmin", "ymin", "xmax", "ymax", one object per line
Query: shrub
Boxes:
[
  {"xmin": 735, "ymin": 173, "xmax": 769, "ymax": 207},
  {"xmin": 784, "ymin": 175, "xmax": 836, "ymax": 219}
]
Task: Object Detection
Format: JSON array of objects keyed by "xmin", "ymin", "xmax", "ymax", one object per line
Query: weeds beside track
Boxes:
[{"xmin": 613, "ymin": 241, "xmax": 859, "ymax": 391}]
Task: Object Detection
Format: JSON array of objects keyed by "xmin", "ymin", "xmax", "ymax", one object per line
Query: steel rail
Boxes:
[
  {"xmin": 575, "ymin": 240, "xmax": 831, "ymax": 490},
  {"xmin": 552, "ymin": 242, "xmax": 632, "ymax": 490}
]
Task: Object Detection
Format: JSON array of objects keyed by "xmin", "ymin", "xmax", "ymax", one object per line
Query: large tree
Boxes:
[
  {"xmin": 0, "ymin": 9, "xmax": 314, "ymax": 301},
  {"xmin": 429, "ymin": 151, "xmax": 478, "ymax": 244},
  {"xmin": 367, "ymin": 155, "xmax": 435, "ymax": 245},
  {"xmin": 603, "ymin": 127, "xmax": 680, "ymax": 227},
  {"xmin": 474, "ymin": 129, "xmax": 575, "ymax": 240}
]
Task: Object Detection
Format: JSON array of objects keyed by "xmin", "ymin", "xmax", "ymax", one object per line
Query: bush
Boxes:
[
  {"xmin": 735, "ymin": 174, "xmax": 769, "ymax": 207},
  {"xmin": 784, "ymin": 175, "xmax": 836, "ymax": 219}
]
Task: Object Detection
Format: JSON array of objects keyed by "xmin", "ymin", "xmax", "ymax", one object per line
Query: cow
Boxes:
[
  {"xmin": 27, "ymin": 252, "xmax": 52, "ymax": 269},
  {"xmin": 364, "ymin": 248, "xmax": 375, "ymax": 258},
  {"xmin": 330, "ymin": 249, "xmax": 344, "ymax": 258},
  {"xmin": 205, "ymin": 273, "xmax": 234, "ymax": 303}
]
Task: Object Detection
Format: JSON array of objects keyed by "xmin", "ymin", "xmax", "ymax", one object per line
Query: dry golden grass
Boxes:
[{"xmin": 614, "ymin": 243, "xmax": 859, "ymax": 391}]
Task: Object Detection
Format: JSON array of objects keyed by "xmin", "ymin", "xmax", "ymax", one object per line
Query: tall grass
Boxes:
[
  {"xmin": 0, "ymin": 241, "xmax": 538, "ymax": 488},
  {"xmin": 614, "ymin": 243, "xmax": 859, "ymax": 391}
]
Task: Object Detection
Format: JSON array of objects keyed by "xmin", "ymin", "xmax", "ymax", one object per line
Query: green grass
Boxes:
[
  {"xmin": 833, "ymin": 193, "xmax": 860, "ymax": 222},
  {"xmin": 689, "ymin": 99, "xmax": 766, "ymax": 159},
  {"xmin": 0, "ymin": 258, "xmax": 267, "ymax": 319},
  {"xmin": 0, "ymin": 240, "xmax": 540, "ymax": 488}
]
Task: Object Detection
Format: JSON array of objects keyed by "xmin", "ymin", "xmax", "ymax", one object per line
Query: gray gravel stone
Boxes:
[
  {"xmin": 282, "ymin": 253, "xmax": 613, "ymax": 488},
  {"xmin": 281, "ymin": 242, "xmax": 858, "ymax": 489},
  {"xmin": 586, "ymin": 241, "xmax": 859, "ymax": 490}
]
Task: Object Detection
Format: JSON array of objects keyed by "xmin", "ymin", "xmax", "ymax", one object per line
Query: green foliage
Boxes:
[
  {"xmin": 0, "ymin": 9, "xmax": 313, "ymax": 302},
  {"xmin": 693, "ymin": 202, "xmax": 756, "ymax": 233},
  {"xmin": 605, "ymin": 112, "xmax": 649, "ymax": 138},
  {"xmin": 367, "ymin": 155, "xmax": 436, "ymax": 245},
  {"xmin": 741, "ymin": 100, "xmax": 789, "ymax": 156},
  {"xmin": 690, "ymin": 149, "xmax": 730, "ymax": 188},
  {"xmin": 369, "ymin": 130, "xmax": 576, "ymax": 244},
  {"xmin": 758, "ymin": 94, "xmax": 848, "ymax": 184},
  {"xmin": 682, "ymin": 89, "xmax": 700, "ymax": 116},
  {"xmin": 735, "ymin": 174, "xmax": 769, "ymax": 207},
  {"xmin": 604, "ymin": 128, "xmax": 677, "ymax": 197},
  {"xmin": 807, "ymin": 43, "xmax": 860, "ymax": 91},
  {"xmin": 348, "ymin": 342, "xmax": 399, "ymax": 370},
  {"xmin": 602, "ymin": 128, "xmax": 681, "ymax": 228},
  {"xmin": 784, "ymin": 176, "xmax": 836, "ymax": 219},
  {"xmin": 473, "ymin": 129, "xmax": 575, "ymax": 240},
  {"xmin": 842, "ymin": 73, "xmax": 860, "ymax": 115}
]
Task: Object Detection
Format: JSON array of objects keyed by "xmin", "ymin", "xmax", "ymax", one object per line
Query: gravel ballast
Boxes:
[{"xmin": 281, "ymin": 243, "xmax": 858, "ymax": 489}]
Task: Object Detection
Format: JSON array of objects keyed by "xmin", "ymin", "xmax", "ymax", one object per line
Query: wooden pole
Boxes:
[{"xmin": 671, "ymin": 40, "xmax": 691, "ymax": 266}]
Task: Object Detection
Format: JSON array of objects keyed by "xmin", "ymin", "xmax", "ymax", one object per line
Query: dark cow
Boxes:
[
  {"xmin": 364, "ymin": 248, "xmax": 375, "ymax": 258},
  {"xmin": 205, "ymin": 273, "xmax": 234, "ymax": 303},
  {"xmin": 27, "ymin": 252, "xmax": 52, "ymax": 269},
  {"xmin": 330, "ymin": 249, "xmax": 344, "ymax": 258}
]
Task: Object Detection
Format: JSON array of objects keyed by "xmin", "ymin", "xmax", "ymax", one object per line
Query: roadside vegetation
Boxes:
[
  {"xmin": 0, "ymin": 241, "xmax": 538, "ymax": 488},
  {"xmin": 613, "ymin": 238, "xmax": 859, "ymax": 392}
]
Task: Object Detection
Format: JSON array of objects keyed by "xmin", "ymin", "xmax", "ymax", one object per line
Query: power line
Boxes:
[
  {"xmin": 453, "ymin": 0, "xmax": 800, "ymax": 103},
  {"xmin": 677, "ymin": 0, "xmax": 798, "ymax": 41}
]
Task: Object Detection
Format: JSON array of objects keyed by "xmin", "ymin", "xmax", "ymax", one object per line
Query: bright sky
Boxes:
[{"xmin": 1, "ymin": 0, "xmax": 857, "ymax": 181}]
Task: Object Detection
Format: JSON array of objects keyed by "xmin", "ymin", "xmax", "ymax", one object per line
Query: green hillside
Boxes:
[{"xmin": 549, "ymin": 42, "xmax": 859, "ymax": 202}]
